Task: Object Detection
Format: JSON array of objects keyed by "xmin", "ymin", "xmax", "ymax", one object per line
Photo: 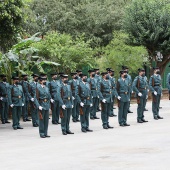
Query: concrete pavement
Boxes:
[{"xmin": 0, "ymin": 99, "xmax": 170, "ymax": 170}]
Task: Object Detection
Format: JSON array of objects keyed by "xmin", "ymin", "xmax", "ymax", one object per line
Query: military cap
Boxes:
[
  {"xmin": 153, "ymin": 67, "xmax": 159, "ymax": 70},
  {"xmin": 38, "ymin": 77, "xmax": 46, "ymax": 80},
  {"xmin": 21, "ymin": 74, "xmax": 28, "ymax": 77},
  {"xmin": 51, "ymin": 73, "xmax": 58, "ymax": 76},
  {"xmin": 101, "ymin": 72, "xmax": 108, "ymax": 76},
  {"xmin": 70, "ymin": 72, "xmax": 77, "ymax": 76},
  {"xmin": 12, "ymin": 76, "xmax": 19, "ymax": 80},
  {"xmin": 119, "ymin": 70, "xmax": 127, "ymax": 74},
  {"xmin": 58, "ymin": 72, "xmax": 64, "ymax": 75},
  {"xmin": 31, "ymin": 74, "xmax": 39, "ymax": 77},
  {"xmin": 88, "ymin": 69, "xmax": 95, "ymax": 73},
  {"xmin": 0, "ymin": 74, "xmax": 6, "ymax": 77},
  {"xmin": 106, "ymin": 68, "xmax": 111, "ymax": 71},
  {"xmin": 76, "ymin": 70, "xmax": 82, "ymax": 73},
  {"xmin": 138, "ymin": 68, "xmax": 145, "ymax": 72},
  {"xmin": 110, "ymin": 69, "xmax": 114, "ymax": 72},
  {"xmin": 122, "ymin": 66, "xmax": 129, "ymax": 70},
  {"xmin": 61, "ymin": 74, "xmax": 68, "ymax": 78},
  {"xmin": 93, "ymin": 68, "xmax": 99, "ymax": 71},
  {"xmin": 79, "ymin": 74, "xmax": 86, "ymax": 78},
  {"xmin": 40, "ymin": 73, "xmax": 47, "ymax": 76}
]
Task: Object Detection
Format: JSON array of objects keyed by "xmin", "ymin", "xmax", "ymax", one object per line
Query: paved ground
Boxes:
[{"xmin": 0, "ymin": 99, "xmax": 170, "ymax": 170}]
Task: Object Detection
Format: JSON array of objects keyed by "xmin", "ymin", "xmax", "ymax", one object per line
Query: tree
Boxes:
[
  {"xmin": 0, "ymin": 0, "xmax": 24, "ymax": 52},
  {"xmin": 23, "ymin": 0, "xmax": 130, "ymax": 47},
  {"xmin": 96, "ymin": 32, "xmax": 148, "ymax": 78},
  {"xmin": 124, "ymin": 0, "xmax": 170, "ymax": 74}
]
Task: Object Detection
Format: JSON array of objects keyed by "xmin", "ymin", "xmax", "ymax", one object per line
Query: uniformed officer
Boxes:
[
  {"xmin": 76, "ymin": 70, "xmax": 82, "ymax": 82},
  {"xmin": 29, "ymin": 74, "xmax": 39, "ymax": 127},
  {"xmin": 144, "ymin": 76, "xmax": 149, "ymax": 111},
  {"xmin": 106, "ymin": 68, "xmax": 118, "ymax": 117},
  {"xmin": 34, "ymin": 76, "xmax": 54, "ymax": 138},
  {"xmin": 149, "ymin": 67, "xmax": 163, "ymax": 120},
  {"xmin": 78, "ymin": 74, "xmax": 93, "ymax": 133},
  {"xmin": 116, "ymin": 71, "xmax": 130, "ymax": 127},
  {"xmin": 98, "ymin": 72, "xmax": 115, "ymax": 129},
  {"xmin": 69, "ymin": 72, "xmax": 80, "ymax": 122},
  {"xmin": 87, "ymin": 69, "xmax": 100, "ymax": 120},
  {"xmin": 9, "ymin": 76, "xmax": 25, "ymax": 130},
  {"xmin": 20, "ymin": 74, "xmax": 31, "ymax": 122},
  {"xmin": 0, "ymin": 74, "xmax": 11, "ymax": 124},
  {"xmin": 58, "ymin": 72, "xmax": 65, "ymax": 85},
  {"xmin": 40, "ymin": 73, "xmax": 50, "ymax": 88},
  {"xmin": 166, "ymin": 65, "xmax": 170, "ymax": 99},
  {"xmin": 49, "ymin": 73, "xmax": 61, "ymax": 125},
  {"xmin": 122, "ymin": 66, "xmax": 133, "ymax": 113},
  {"xmin": 132, "ymin": 68, "xmax": 148, "ymax": 123},
  {"xmin": 58, "ymin": 74, "xmax": 74, "ymax": 135}
]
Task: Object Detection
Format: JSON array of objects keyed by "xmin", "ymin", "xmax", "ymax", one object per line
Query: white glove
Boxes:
[
  {"xmin": 90, "ymin": 103, "xmax": 93, "ymax": 107},
  {"xmin": 62, "ymin": 105, "xmax": 66, "ymax": 110},
  {"xmin": 22, "ymin": 103, "xmax": 24, "ymax": 106},
  {"xmin": 31, "ymin": 98, "xmax": 34, "ymax": 102},
  {"xmin": 80, "ymin": 102, "xmax": 84, "ymax": 107},
  {"xmin": 102, "ymin": 99, "xmax": 106, "ymax": 103},
  {"xmin": 50, "ymin": 99, "xmax": 54, "ymax": 103},
  {"xmin": 72, "ymin": 105, "xmax": 73, "ymax": 108},
  {"xmin": 97, "ymin": 96, "xmax": 99, "ymax": 98},
  {"xmin": 10, "ymin": 104, "xmax": 14, "ymax": 108},
  {"xmin": 0, "ymin": 97, "xmax": 3, "ymax": 101},
  {"xmin": 161, "ymin": 93, "xmax": 163, "ymax": 97},
  {"xmin": 138, "ymin": 92, "xmax": 142, "ymax": 97},
  {"xmin": 92, "ymin": 96, "xmax": 93, "ymax": 98},
  {"xmin": 147, "ymin": 89, "xmax": 149, "ymax": 92},
  {"xmin": 39, "ymin": 106, "xmax": 43, "ymax": 110},
  {"xmin": 72, "ymin": 96, "xmax": 75, "ymax": 100},
  {"xmin": 154, "ymin": 91, "xmax": 157, "ymax": 96},
  {"xmin": 117, "ymin": 96, "xmax": 121, "ymax": 100},
  {"xmin": 132, "ymin": 91, "xmax": 134, "ymax": 93},
  {"xmin": 146, "ymin": 95, "xmax": 148, "ymax": 99}
]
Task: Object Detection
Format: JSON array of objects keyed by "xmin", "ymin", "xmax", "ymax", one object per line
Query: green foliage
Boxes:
[
  {"xmin": 23, "ymin": 0, "xmax": 129, "ymax": 47},
  {"xmin": 0, "ymin": 0, "xmax": 24, "ymax": 52},
  {"xmin": 96, "ymin": 32, "xmax": 148, "ymax": 78},
  {"xmin": 32, "ymin": 31, "xmax": 95, "ymax": 73}
]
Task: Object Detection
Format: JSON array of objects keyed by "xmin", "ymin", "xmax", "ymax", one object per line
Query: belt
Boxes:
[
  {"xmin": 64, "ymin": 97, "xmax": 71, "ymax": 100},
  {"xmin": 139, "ymin": 87, "xmax": 147, "ymax": 90},
  {"xmin": 119, "ymin": 92, "xmax": 128, "ymax": 94},
  {"xmin": 81, "ymin": 96, "xmax": 90, "ymax": 100},
  {"xmin": 1, "ymin": 94, "xmax": 8, "ymax": 97},
  {"xmin": 40, "ymin": 99, "xmax": 48, "ymax": 102},
  {"xmin": 102, "ymin": 91, "xmax": 112, "ymax": 94},
  {"xmin": 12, "ymin": 96, "xmax": 22, "ymax": 98},
  {"xmin": 154, "ymin": 85, "xmax": 161, "ymax": 86}
]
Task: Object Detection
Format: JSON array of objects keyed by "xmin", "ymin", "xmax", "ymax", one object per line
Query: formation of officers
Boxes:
[{"xmin": 0, "ymin": 65, "xmax": 166, "ymax": 138}]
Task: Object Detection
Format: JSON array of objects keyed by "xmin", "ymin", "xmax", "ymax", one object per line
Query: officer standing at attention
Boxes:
[
  {"xmin": 106, "ymin": 68, "xmax": 118, "ymax": 117},
  {"xmin": 78, "ymin": 74, "xmax": 93, "ymax": 133},
  {"xmin": 9, "ymin": 76, "xmax": 25, "ymax": 130},
  {"xmin": 76, "ymin": 70, "xmax": 83, "ymax": 82},
  {"xmin": 166, "ymin": 65, "xmax": 170, "ymax": 99},
  {"xmin": 29, "ymin": 74, "xmax": 39, "ymax": 127},
  {"xmin": 132, "ymin": 68, "xmax": 148, "ymax": 123},
  {"xmin": 69, "ymin": 72, "xmax": 80, "ymax": 123},
  {"xmin": 122, "ymin": 66, "xmax": 133, "ymax": 113},
  {"xmin": 49, "ymin": 73, "xmax": 61, "ymax": 125},
  {"xmin": 116, "ymin": 71, "xmax": 130, "ymax": 127},
  {"xmin": 87, "ymin": 69, "xmax": 100, "ymax": 120},
  {"xmin": 20, "ymin": 74, "xmax": 31, "ymax": 122},
  {"xmin": 149, "ymin": 67, "xmax": 163, "ymax": 120},
  {"xmin": 34, "ymin": 76, "xmax": 54, "ymax": 138},
  {"xmin": 58, "ymin": 74, "xmax": 74, "ymax": 135},
  {"xmin": 0, "ymin": 74, "xmax": 11, "ymax": 124},
  {"xmin": 98, "ymin": 72, "xmax": 114, "ymax": 129}
]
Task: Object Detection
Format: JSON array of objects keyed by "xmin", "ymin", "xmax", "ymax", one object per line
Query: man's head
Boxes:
[
  {"xmin": 12, "ymin": 76, "xmax": 20, "ymax": 85},
  {"xmin": 21, "ymin": 74, "xmax": 28, "ymax": 81},
  {"xmin": 61, "ymin": 75, "xmax": 69, "ymax": 84},
  {"xmin": 88, "ymin": 70, "xmax": 95, "ymax": 78},
  {"xmin": 138, "ymin": 68, "xmax": 145, "ymax": 77},
  {"xmin": 31, "ymin": 74, "xmax": 39, "ymax": 82},
  {"xmin": 71, "ymin": 72, "xmax": 78, "ymax": 79},
  {"xmin": 120, "ymin": 70, "xmax": 127, "ymax": 78},
  {"xmin": 51, "ymin": 73, "xmax": 58, "ymax": 80},
  {"xmin": 0, "ymin": 74, "xmax": 7, "ymax": 82}
]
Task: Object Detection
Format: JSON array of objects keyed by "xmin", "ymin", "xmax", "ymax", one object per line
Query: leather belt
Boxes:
[
  {"xmin": 12, "ymin": 96, "xmax": 22, "ymax": 98},
  {"xmin": 40, "ymin": 99, "xmax": 48, "ymax": 102},
  {"xmin": 1, "ymin": 94, "xmax": 8, "ymax": 97},
  {"xmin": 120, "ymin": 92, "xmax": 128, "ymax": 94}
]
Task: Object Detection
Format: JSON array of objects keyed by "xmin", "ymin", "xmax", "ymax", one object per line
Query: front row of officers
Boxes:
[{"xmin": 0, "ymin": 66, "xmax": 164, "ymax": 138}]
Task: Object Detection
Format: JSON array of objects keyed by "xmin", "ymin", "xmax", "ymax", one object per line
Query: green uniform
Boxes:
[
  {"xmin": 95, "ymin": 75, "xmax": 102, "ymax": 111},
  {"xmin": 58, "ymin": 83, "xmax": 73, "ymax": 133},
  {"xmin": 166, "ymin": 73, "xmax": 170, "ymax": 92},
  {"xmin": 9, "ymin": 84, "xmax": 25, "ymax": 129},
  {"xmin": 35, "ymin": 84, "xmax": 51, "ymax": 137},
  {"xmin": 149, "ymin": 74, "xmax": 162, "ymax": 118},
  {"xmin": 69, "ymin": 79, "xmax": 79, "ymax": 121},
  {"xmin": 133, "ymin": 76, "xmax": 148, "ymax": 121},
  {"xmin": 109, "ymin": 76, "xmax": 118, "ymax": 116},
  {"xmin": 78, "ymin": 81, "xmax": 92, "ymax": 131},
  {"xmin": 127, "ymin": 74, "xmax": 133, "ymax": 112},
  {"xmin": 20, "ymin": 80, "xmax": 32, "ymax": 121},
  {"xmin": 143, "ymin": 76, "xmax": 149, "ymax": 109},
  {"xmin": 116, "ymin": 78, "xmax": 130, "ymax": 125},
  {"xmin": 29, "ymin": 81, "xmax": 39, "ymax": 126},
  {"xmin": 98, "ymin": 79, "xmax": 112, "ymax": 128},
  {"xmin": 0, "ymin": 82, "xmax": 10, "ymax": 123},
  {"xmin": 49, "ymin": 80, "xmax": 61, "ymax": 124},
  {"xmin": 87, "ymin": 77, "xmax": 99, "ymax": 119}
]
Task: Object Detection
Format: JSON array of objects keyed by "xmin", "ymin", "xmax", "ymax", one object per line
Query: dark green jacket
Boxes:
[
  {"xmin": 87, "ymin": 77, "xmax": 99, "ymax": 98},
  {"xmin": 0, "ymin": 82, "xmax": 10, "ymax": 102},
  {"xmin": 109, "ymin": 76, "xmax": 118, "ymax": 97},
  {"xmin": 20, "ymin": 81, "xmax": 32, "ymax": 101},
  {"xmin": 68, "ymin": 79, "xmax": 79, "ymax": 99},
  {"xmin": 48, "ymin": 80, "xmax": 60, "ymax": 101}
]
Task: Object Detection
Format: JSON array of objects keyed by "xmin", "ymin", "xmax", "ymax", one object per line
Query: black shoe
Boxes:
[
  {"xmin": 40, "ymin": 135, "xmax": 46, "ymax": 138},
  {"xmin": 142, "ymin": 119, "xmax": 148, "ymax": 122},
  {"xmin": 154, "ymin": 116, "xmax": 158, "ymax": 120},
  {"xmin": 17, "ymin": 127, "xmax": 23, "ymax": 129},
  {"xmin": 82, "ymin": 128, "xmax": 87, "ymax": 133},
  {"xmin": 2, "ymin": 121, "xmax": 5, "ymax": 124},
  {"xmin": 26, "ymin": 118, "xmax": 31, "ymax": 121},
  {"xmin": 52, "ymin": 121, "xmax": 58, "ymax": 124},
  {"xmin": 90, "ymin": 117, "xmax": 94, "ymax": 120},
  {"xmin": 103, "ymin": 126, "xmax": 108, "ymax": 129},
  {"xmin": 86, "ymin": 128, "xmax": 93, "ymax": 132},
  {"xmin": 109, "ymin": 114, "xmax": 114, "ymax": 117},
  {"xmin": 107, "ymin": 125, "xmax": 114, "ymax": 129},
  {"xmin": 137, "ymin": 120, "xmax": 143, "ymax": 123},
  {"xmin": 76, "ymin": 119, "xmax": 80, "ymax": 122},
  {"xmin": 57, "ymin": 122, "xmax": 61, "ymax": 124},
  {"xmin": 49, "ymin": 117, "xmax": 51, "ymax": 119},
  {"xmin": 13, "ymin": 127, "xmax": 17, "ymax": 130},
  {"xmin": 113, "ymin": 114, "xmax": 117, "ymax": 117},
  {"xmin": 144, "ymin": 108, "xmax": 148, "ymax": 111},
  {"xmin": 45, "ymin": 135, "xmax": 50, "ymax": 137},
  {"xmin": 23, "ymin": 119, "xmax": 26, "ymax": 122},
  {"xmin": 66, "ymin": 130, "xmax": 74, "ymax": 134},
  {"xmin": 157, "ymin": 116, "xmax": 163, "ymax": 119},
  {"xmin": 120, "ymin": 124, "xmax": 124, "ymax": 127},
  {"xmin": 128, "ymin": 110, "xmax": 133, "ymax": 113},
  {"xmin": 5, "ymin": 121, "xmax": 11, "ymax": 123},
  {"xmin": 62, "ymin": 131, "xmax": 67, "ymax": 135},
  {"xmin": 124, "ymin": 123, "xmax": 130, "ymax": 126},
  {"xmin": 94, "ymin": 116, "xmax": 99, "ymax": 119},
  {"xmin": 72, "ymin": 119, "xmax": 77, "ymax": 122},
  {"xmin": 113, "ymin": 107, "xmax": 116, "ymax": 109},
  {"xmin": 159, "ymin": 107, "xmax": 162, "ymax": 109},
  {"xmin": 33, "ymin": 124, "xmax": 38, "ymax": 127},
  {"xmin": 97, "ymin": 108, "xmax": 101, "ymax": 111}
]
